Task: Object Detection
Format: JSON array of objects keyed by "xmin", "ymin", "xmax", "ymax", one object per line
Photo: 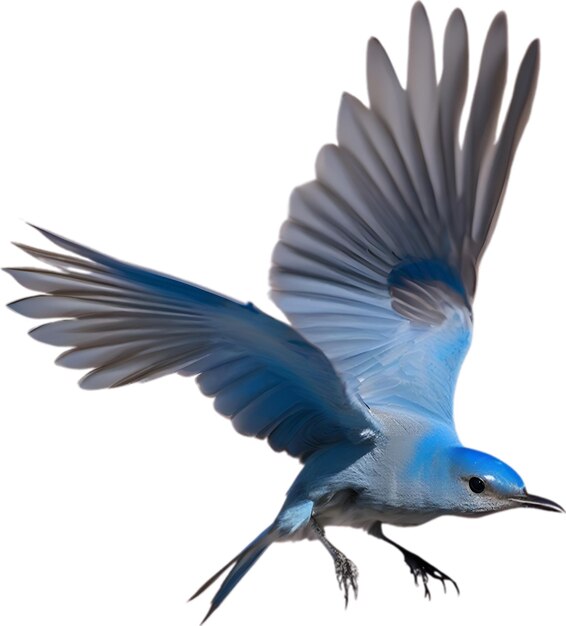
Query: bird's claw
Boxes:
[
  {"xmin": 403, "ymin": 551, "xmax": 459, "ymax": 599},
  {"xmin": 334, "ymin": 553, "xmax": 359, "ymax": 608}
]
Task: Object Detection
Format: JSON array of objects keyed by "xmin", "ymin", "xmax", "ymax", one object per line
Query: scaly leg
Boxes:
[
  {"xmin": 310, "ymin": 517, "xmax": 359, "ymax": 607},
  {"xmin": 368, "ymin": 522, "xmax": 459, "ymax": 599}
]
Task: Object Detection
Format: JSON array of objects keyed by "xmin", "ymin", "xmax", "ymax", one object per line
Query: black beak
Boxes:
[{"xmin": 509, "ymin": 492, "xmax": 565, "ymax": 513}]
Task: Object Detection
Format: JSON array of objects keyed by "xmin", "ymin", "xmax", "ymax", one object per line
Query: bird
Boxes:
[{"xmin": 4, "ymin": 2, "xmax": 563, "ymax": 623}]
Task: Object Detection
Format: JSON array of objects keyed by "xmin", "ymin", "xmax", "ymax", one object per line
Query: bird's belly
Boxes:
[{"xmin": 313, "ymin": 491, "xmax": 440, "ymax": 530}]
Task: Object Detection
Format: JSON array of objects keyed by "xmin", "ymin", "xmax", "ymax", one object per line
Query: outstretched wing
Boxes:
[
  {"xmin": 270, "ymin": 4, "xmax": 539, "ymax": 425},
  {"xmin": 6, "ymin": 226, "xmax": 378, "ymax": 462}
]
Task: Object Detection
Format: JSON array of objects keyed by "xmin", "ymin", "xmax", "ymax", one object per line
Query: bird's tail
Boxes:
[{"xmin": 189, "ymin": 525, "xmax": 275, "ymax": 623}]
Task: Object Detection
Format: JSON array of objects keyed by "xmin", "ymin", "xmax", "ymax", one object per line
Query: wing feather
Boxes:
[
  {"xmin": 6, "ymin": 227, "xmax": 378, "ymax": 461},
  {"xmin": 271, "ymin": 3, "xmax": 539, "ymax": 425}
]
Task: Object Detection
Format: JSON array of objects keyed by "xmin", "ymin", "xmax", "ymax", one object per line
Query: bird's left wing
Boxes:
[
  {"xmin": 270, "ymin": 4, "xmax": 539, "ymax": 426},
  {"xmin": 6, "ymin": 226, "xmax": 378, "ymax": 462}
]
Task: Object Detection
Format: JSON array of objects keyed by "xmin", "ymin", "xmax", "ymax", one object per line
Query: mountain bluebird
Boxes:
[{"xmin": 5, "ymin": 3, "xmax": 563, "ymax": 622}]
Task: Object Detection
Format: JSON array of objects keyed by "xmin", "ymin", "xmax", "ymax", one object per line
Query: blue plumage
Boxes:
[
  {"xmin": 5, "ymin": 3, "xmax": 563, "ymax": 622},
  {"xmin": 388, "ymin": 259, "xmax": 468, "ymax": 301}
]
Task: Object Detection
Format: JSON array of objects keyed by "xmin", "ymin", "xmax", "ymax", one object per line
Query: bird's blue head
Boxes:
[{"xmin": 439, "ymin": 447, "xmax": 563, "ymax": 517}]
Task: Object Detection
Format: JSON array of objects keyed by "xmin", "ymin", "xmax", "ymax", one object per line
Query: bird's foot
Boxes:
[
  {"xmin": 334, "ymin": 552, "xmax": 359, "ymax": 607},
  {"xmin": 401, "ymin": 549, "xmax": 459, "ymax": 599}
]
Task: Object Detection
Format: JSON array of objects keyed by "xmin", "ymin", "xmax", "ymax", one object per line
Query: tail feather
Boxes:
[
  {"xmin": 188, "ymin": 555, "xmax": 239, "ymax": 604},
  {"xmin": 190, "ymin": 527, "xmax": 274, "ymax": 623}
]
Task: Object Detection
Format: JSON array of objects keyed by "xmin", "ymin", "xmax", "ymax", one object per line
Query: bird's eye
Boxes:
[{"xmin": 469, "ymin": 477, "xmax": 485, "ymax": 493}]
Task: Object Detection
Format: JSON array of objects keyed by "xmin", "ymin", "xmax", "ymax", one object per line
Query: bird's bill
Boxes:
[{"xmin": 509, "ymin": 493, "xmax": 565, "ymax": 513}]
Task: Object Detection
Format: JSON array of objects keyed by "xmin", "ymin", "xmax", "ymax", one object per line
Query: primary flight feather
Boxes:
[{"xmin": 5, "ymin": 3, "xmax": 562, "ymax": 622}]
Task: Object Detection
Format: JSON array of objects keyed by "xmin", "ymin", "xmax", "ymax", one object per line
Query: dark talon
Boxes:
[
  {"xmin": 403, "ymin": 551, "xmax": 459, "ymax": 598},
  {"xmin": 368, "ymin": 524, "xmax": 459, "ymax": 600},
  {"xmin": 334, "ymin": 553, "xmax": 359, "ymax": 607},
  {"xmin": 310, "ymin": 517, "xmax": 360, "ymax": 608}
]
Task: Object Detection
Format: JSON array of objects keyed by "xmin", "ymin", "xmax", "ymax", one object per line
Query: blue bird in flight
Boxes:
[{"xmin": 5, "ymin": 3, "xmax": 563, "ymax": 622}]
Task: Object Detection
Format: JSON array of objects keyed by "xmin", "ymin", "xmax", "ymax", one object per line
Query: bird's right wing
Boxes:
[
  {"xmin": 6, "ymin": 226, "xmax": 378, "ymax": 462},
  {"xmin": 270, "ymin": 4, "xmax": 539, "ymax": 427}
]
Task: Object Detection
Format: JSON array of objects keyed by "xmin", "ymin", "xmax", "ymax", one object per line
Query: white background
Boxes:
[{"xmin": 0, "ymin": 1, "xmax": 564, "ymax": 625}]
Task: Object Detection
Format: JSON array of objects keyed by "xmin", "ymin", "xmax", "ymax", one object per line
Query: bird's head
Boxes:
[{"xmin": 441, "ymin": 447, "xmax": 563, "ymax": 517}]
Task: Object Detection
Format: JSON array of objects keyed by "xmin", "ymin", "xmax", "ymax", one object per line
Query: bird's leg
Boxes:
[
  {"xmin": 310, "ymin": 516, "xmax": 358, "ymax": 607},
  {"xmin": 368, "ymin": 522, "xmax": 459, "ymax": 599}
]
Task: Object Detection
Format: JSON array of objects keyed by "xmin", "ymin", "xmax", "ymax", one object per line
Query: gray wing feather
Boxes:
[
  {"xmin": 367, "ymin": 37, "xmax": 438, "ymax": 228},
  {"xmin": 458, "ymin": 12, "xmax": 508, "ymax": 273},
  {"xmin": 438, "ymin": 8, "xmax": 468, "ymax": 214},
  {"xmin": 473, "ymin": 39, "xmax": 540, "ymax": 255},
  {"xmin": 407, "ymin": 4, "xmax": 445, "ymax": 224},
  {"xmin": 6, "ymin": 228, "xmax": 379, "ymax": 461},
  {"xmin": 271, "ymin": 3, "xmax": 539, "ymax": 424}
]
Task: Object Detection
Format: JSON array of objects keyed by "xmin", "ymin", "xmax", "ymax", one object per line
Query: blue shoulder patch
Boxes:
[{"xmin": 388, "ymin": 258, "xmax": 467, "ymax": 301}]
